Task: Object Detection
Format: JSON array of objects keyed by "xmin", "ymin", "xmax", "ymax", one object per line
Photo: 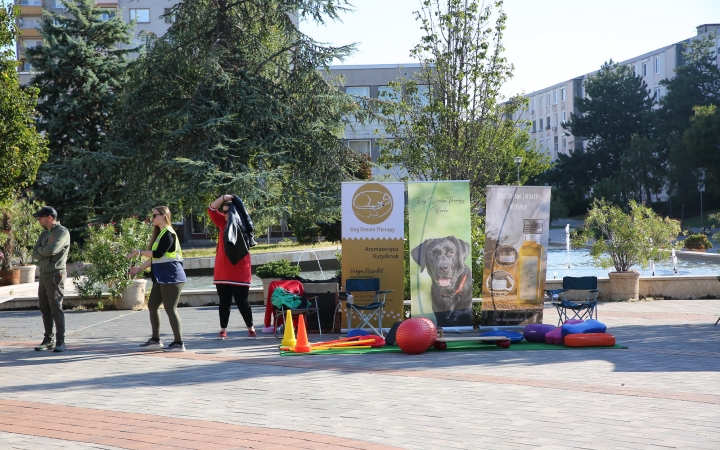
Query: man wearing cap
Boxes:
[{"xmin": 31, "ymin": 206, "xmax": 70, "ymax": 353}]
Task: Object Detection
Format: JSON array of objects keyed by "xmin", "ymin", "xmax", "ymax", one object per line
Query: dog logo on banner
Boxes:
[{"xmin": 352, "ymin": 183, "xmax": 393, "ymax": 225}]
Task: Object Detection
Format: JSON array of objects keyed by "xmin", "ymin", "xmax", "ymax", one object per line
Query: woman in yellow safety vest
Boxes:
[{"xmin": 127, "ymin": 206, "xmax": 187, "ymax": 352}]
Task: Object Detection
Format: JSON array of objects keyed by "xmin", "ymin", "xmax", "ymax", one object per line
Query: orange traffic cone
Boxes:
[
  {"xmin": 280, "ymin": 310, "xmax": 296, "ymax": 348},
  {"xmin": 294, "ymin": 315, "xmax": 311, "ymax": 353}
]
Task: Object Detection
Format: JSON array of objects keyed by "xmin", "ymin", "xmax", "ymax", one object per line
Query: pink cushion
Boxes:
[{"xmin": 545, "ymin": 327, "xmax": 564, "ymax": 345}]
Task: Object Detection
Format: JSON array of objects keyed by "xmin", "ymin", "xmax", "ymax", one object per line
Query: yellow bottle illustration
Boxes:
[{"xmin": 518, "ymin": 219, "xmax": 544, "ymax": 306}]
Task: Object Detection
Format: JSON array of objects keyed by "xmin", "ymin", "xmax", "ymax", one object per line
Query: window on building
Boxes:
[
  {"xmin": 130, "ymin": 9, "xmax": 151, "ymax": 24},
  {"xmin": 632, "ymin": 65, "xmax": 637, "ymax": 75},
  {"xmin": 654, "ymin": 57, "xmax": 660, "ymax": 74},
  {"xmin": 654, "ymin": 87, "xmax": 661, "ymax": 101},
  {"xmin": 642, "ymin": 62, "xmax": 648, "ymax": 77},
  {"xmin": 554, "ymin": 136, "xmax": 559, "ymax": 151},
  {"xmin": 348, "ymin": 140, "xmax": 371, "ymax": 157},
  {"xmin": 560, "ymin": 88, "xmax": 565, "ymax": 102},
  {"xmin": 20, "ymin": 17, "xmax": 42, "ymax": 28},
  {"xmin": 539, "ymin": 118, "xmax": 543, "ymax": 130},
  {"xmin": 164, "ymin": 8, "xmax": 174, "ymax": 24},
  {"xmin": 539, "ymin": 95, "xmax": 543, "ymax": 109},
  {"xmin": 562, "ymin": 110, "xmax": 566, "ymax": 123},
  {"xmin": 53, "ymin": 0, "xmax": 64, "ymax": 8},
  {"xmin": 346, "ymin": 86, "xmax": 370, "ymax": 97},
  {"xmin": 19, "ymin": 61, "xmax": 32, "ymax": 72},
  {"xmin": 22, "ymin": 39, "xmax": 42, "ymax": 49},
  {"xmin": 377, "ymin": 85, "xmax": 400, "ymax": 102},
  {"xmin": 99, "ymin": 10, "xmax": 116, "ymax": 21},
  {"xmin": 553, "ymin": 90, "xmax": 557, "ymax": 104},
  {"xmin": 546, "ymin": 115, "xmax": 550, "ymax": 129},
  {"xmin": 562, "ymin": 137, "xmax": 567, "ymax": 149},
  {"xmin": 553, "ymin": 113, "xmax": 558, "ymax": 129},
  {"xmin": 531, "ymin": 97, "xmax": 535, "ymax": 111},
  {"xmin": 546, "ymin": 93, "xmax": 551, "ymax": 106},
  {"xmin": 415, "ymin": 85, "xmax": 430, "ymax": 106},
  {"xmin": 532, "ymin": 121, "xmax": 536, "ymax": 133},
  {"xmin": 20, "ymin": 0, "xmax": 42, "ymax": 5}
]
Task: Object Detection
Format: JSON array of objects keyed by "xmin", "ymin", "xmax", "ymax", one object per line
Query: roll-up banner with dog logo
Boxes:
[
  {"xmin": 481, "ymin": 185, "xmax": 551, "ymax": 325},
  {"xmin": 341, "ymin": 182, "xmax": 405, "ymax": 331},
  {"xmin": 408, "ymin": 181, "xmax": 472, "ymax": 330}
]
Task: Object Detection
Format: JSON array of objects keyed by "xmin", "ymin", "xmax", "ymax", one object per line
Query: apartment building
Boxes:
[
  {"xmin": 516, "ymin": 23, "xmax": 720, "ymax": 161},
  {"xmin": 327, "ymin": 63, "xmax": 422, "ymax": 178},
  {"xmin": 14, "ymin": 0, "xmax": 179, "ymax": 85}
]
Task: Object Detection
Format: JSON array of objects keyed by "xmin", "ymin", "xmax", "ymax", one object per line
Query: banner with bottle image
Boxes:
[
  {"xmin": 481, "ymin": 186, "xmax": 551, "ymax": 325},
  {"xmin": 408, "ymin": 181, "xmax": 472, "ymax": 329},
  {"xmin": 341, "ymin": 182, "xmax": 405, "ymax": 331}
]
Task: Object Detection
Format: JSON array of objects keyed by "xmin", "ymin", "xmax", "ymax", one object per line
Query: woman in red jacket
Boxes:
[{"xmin": 209, "ymin": 195, "xmax": 256, "ymax": 339}]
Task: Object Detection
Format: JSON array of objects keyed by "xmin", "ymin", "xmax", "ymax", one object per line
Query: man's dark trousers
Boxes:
[{"xmin": 38, "ymin": 272, "xmax": 66, "ymax": 342}]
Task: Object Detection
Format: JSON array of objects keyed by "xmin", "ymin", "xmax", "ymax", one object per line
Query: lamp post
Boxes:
[{"xmin": 513, "ymin": 156, "xmax": 523, "ymax": 186}]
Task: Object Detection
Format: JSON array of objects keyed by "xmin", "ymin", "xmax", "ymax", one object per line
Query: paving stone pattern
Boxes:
[{"xmin": 1, "ymin": 301, "xmax": 720, "ymax": 449}]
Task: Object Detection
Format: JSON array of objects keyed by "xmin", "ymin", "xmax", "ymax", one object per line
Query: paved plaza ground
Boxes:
[{"xmin": 1, "ymin": 300, "xmax": 720, "ymax": 449}]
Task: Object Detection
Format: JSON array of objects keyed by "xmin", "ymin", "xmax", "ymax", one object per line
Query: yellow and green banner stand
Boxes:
[
  {"xmin": 341, "ymin": 182, "xmax": 405, "ymax": 331},
  {"xmin": 408, "ymin": 181, "xmax": 472, "ymax": 330}
]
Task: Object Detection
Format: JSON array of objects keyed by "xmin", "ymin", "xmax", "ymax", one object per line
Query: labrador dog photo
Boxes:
[{"xmin": 411, "ymin": 236, "xmax": 472, "ymax": 327}]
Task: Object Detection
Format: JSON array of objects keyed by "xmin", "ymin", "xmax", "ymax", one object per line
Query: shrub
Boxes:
[
  {"xmin": 571, "ymin": 199, "xmax": 681, "ymax": 272},
  {"xmin": 683, "ymin": 233, "xmax": 712, "ymax": 250},
  {"xmin": 73, "ymin": 218, "xmax": 153, "ymax": 300},
  {"xmin": 256, "ymin": 258, "xmax": 300, "ymax": 278}
]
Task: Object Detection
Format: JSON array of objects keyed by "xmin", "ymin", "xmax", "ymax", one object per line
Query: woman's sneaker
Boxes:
[
  {"xmin": 216, "ymin": 331, "xmax": 228, "ymax": 340},
  {"xmin": 247, "ymin": 330, "xmax": 257, "ymax": 339},
  {"xmin": 163, "ymin": 341, "xmax": 186, "ymax": 352},
  {"xmin": 138, "ymin": 338, "xmax": 163, "ymax": 350}
]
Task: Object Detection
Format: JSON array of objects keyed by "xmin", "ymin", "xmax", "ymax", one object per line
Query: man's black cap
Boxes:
[{"xmin": 33, "ymin": 206, "xmax": 58, "ymax": 219}]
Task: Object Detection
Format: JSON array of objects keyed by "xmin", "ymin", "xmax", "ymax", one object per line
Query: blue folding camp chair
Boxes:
[
  {"xmin": 545, "ymin": 276, "xmax": 599, "ymax": 326},
  {"xmin": 339, "ymin": 278, "xmax": 393, "ymax": 336}
]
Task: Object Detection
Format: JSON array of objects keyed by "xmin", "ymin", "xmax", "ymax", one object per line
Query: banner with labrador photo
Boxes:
[
  {"xmin": 481, "ymin": 185, "xmax": 551, "ymax": 325},
  {"xmin": 341, "ymin": 182, "xmax": 405, "ymax": 331},
  {"xmin": 408, "ymin": 181, "xmax": 472, "ymax": 329}
]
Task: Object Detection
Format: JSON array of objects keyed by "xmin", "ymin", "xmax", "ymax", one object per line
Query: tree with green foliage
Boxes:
[
  {"xmin": 562, "ymin": 60, "xmax": 655, "ymax": 205},
  {"xmin": 683, "ymin": 105, "xmax": 720, "ymax": 185},
  {"xmin": 103, "ymin": 0, "xmax": 363, "ymax": 229},
  {"xmin": 378, "ymin": 0, "xmax": 550, "ymax": 205},
  {"xmin": 571, "ymin": 199, "xmax": 680, "ymax": 273},
  {"xmin": 26, "ymin": 0, "xmax": 135, "ymax": 228},
  {"xmin": 0, "ymin": 5, "xmax": 48, "ymax": 204},
  {"xmin": 659, "ymin": 34, "xmax": 720, "ymax": 207}
]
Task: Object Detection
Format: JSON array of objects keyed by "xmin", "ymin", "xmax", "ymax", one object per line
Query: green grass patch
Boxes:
[{"xmin": 680, "ymin": 209, "xmax": 720, "ymax": 228}]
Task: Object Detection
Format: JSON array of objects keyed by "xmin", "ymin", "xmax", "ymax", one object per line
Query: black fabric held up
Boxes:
[
  {"xmin": 223, "ymin": 196, "xmax": 256, "ymax": 265},
  {"xmin": 233, "ymin": 196, "xmax": 257, "ymax": 248}
]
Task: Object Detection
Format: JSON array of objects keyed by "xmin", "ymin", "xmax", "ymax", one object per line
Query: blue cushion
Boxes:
[
  {"xmin": 347, "ymin": 329, "xmax": 370, "ymax": 338},
  {"xmin": 561, "ymin": 319, "xmax": 607, "ymax": 337},
  {"xmin": 479, "ymin": 330, "xmax": 524, "ymax": 343}
]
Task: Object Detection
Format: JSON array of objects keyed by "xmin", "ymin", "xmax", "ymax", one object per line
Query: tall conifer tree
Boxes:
[
  {"xmin": 105, "ymin": 0, "xmax": 361, "ymax": 227},
  {"xmin": 26, "ymin": 0, "xmax": 134, "ymax": 228}
]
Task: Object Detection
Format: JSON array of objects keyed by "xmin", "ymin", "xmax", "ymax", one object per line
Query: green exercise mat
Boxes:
[{"xmin": 279, "ymin": 340, "xmax": 627, "ymax": 356}]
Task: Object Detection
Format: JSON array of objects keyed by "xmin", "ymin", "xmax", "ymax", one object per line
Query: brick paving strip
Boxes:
[
  {"xmin": 0, "ymin": 399, "xmax": 402, "ymax": 450},
  {"xmin": 4, "ymin": 339, "xmax": 720, "ymax": 406}
]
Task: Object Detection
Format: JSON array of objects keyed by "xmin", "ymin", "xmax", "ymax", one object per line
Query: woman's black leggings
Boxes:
[{"xmin": 216, "ymin": 284, "xmax": 253, "ymax": 329}]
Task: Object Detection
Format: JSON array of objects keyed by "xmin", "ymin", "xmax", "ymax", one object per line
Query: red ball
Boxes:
[
  {"xmin": 433, "ymin": 340, "xmax": 447, "ymax": 350},
  {"xmin": 497, "ymin": 340, "xmax": 511, "ymax": 349},
  {"xmin": 396, "ymin": 318, "xmax": 438, "ymax": 354}
]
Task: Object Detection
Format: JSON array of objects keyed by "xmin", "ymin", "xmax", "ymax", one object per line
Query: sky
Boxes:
[{"xmin": 301, "ymin": 0, "xmax": 720, "ymax": 98}]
